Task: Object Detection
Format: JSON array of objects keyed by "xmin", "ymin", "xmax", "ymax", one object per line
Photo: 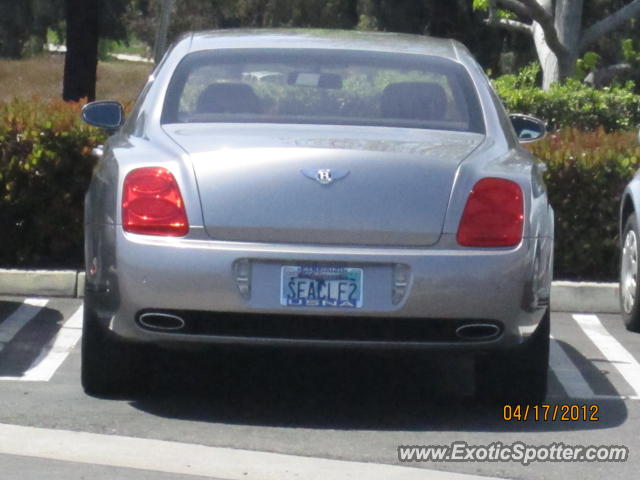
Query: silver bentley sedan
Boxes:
[{"xmin": 81, "ymin": 29, "xmax": 554, "ymax": 402}]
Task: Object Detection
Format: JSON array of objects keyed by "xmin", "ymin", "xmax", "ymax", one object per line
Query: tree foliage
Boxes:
[
  {"xmin": 0, "ymin": 0, "xmax": 64, "ymax": 58},
  {"xmin": 124, "ymin": 0, "xmax": 505, "ymax": 71},
  {"xmin": 477, "ymin": 0, "xmax": 640, "ymax": 88},
  {"xmin": 3, "ymin": 1, "xmax": 640, "ymax": 99},
  {"xmin": 0, "ymin": 0, "xmax": 510, "ymax": 81}
]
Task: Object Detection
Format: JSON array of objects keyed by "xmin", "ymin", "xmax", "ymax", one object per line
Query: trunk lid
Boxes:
[{"xmin": 163, "ymin": 123, "xmax": 484, "ymax": 246}]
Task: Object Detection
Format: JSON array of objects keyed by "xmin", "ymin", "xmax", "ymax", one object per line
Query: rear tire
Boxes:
[
  {"xmin": 620, "ymin": 215, "xmax": 640, "ymax": 332},
  {"xmin": 476, "ymin": 308, "xmax": 550, "ymax": 404},
  {"xmin": 81, "ymin": 302, "xmax": 150, "ymax": 397}
]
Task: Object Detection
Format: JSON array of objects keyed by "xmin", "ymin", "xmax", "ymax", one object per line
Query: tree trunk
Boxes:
[
  {"xmin": 492, "ymin": 0, "xmax": 640, "ymax": 89},
  {"xmin": 535, "ymin": 0, "xmax": 583, "ymax": 89},
  {"xmin": 533, "ymin": 23, "xmax": 559, "ymax": 90},
  {"xmin": 62, "ymin": 0, "xmax": 100, "ymax": 102},
  {"xmin": 554, "ymin": 0, "xmax": 582, "ymax": 81}
]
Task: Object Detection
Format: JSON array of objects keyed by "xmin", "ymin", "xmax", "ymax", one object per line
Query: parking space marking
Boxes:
[
  {"xmin": 0, "ymin": 422, "xmax": 503, "ymax": 480},
  {"xmin": 549, "ymin": 336, "xmax": 595, "ymax": 398},
  {"xmin": 0, "ymin": 298, "xmax": 48, "ymax": 353},
  {"xmin": 5, "ymin": 305, "xmax": 84, "ymax": 382},
  {"xmin": 573, "ymin": 314, "xmax": 640, "ymax": 398}
]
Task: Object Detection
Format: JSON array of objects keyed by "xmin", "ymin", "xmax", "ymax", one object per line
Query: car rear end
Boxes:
[{"xmin": 82, "ymin": 31, "xmax": 553, "ymax": 401}]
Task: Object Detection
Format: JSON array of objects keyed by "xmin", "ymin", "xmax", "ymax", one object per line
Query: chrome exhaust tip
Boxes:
[
  {"xmin": 139, "ymin": 313, "xmax": 186, "ymax": 331},
  {"xmin": 455, "ymin": 323, "xmax": 501, "ymax": 341}
]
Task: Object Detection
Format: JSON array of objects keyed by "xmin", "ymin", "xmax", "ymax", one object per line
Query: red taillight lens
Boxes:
[
  {"xmin": 457, "ymin": 178, "xmax": 524, "ymax": 247},
  {"xmin": 122, "ymin": 167, "xmax": 189, "ymax": 236}
]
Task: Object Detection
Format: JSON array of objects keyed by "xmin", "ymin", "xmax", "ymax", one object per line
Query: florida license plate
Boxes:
[{"xmin": 280, "ymin": 266, "xmax": 363, "ymax": 308}]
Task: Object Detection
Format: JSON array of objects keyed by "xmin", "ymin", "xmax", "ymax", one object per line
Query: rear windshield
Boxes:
[{"xmin": 162, "ymin": 48, "xmax": 485, "ymax": 134}]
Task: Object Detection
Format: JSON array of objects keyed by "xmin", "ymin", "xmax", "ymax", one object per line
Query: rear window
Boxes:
[{"xmin": 162, "ymin": 48, "xmax": 484, "ymax": 134}]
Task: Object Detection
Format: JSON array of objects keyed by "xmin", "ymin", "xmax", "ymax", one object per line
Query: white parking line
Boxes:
[
  {"xmin": 12, "ymin": 306, "xmax": 83, "ymax": 382},
  {"xmin": 0, "ymin": 298, "xmax": 48, "ymax": 353},
  {"xmin": 549, "ymin": 336, "xmax": 595, "ymax": 398},
  {"xmin": 0, "ymin": 423, "xmax": 503, "ymax": 480},
  {"xmin": 573, "ymin": 314, "xmax": 640, "ymax": 399}
]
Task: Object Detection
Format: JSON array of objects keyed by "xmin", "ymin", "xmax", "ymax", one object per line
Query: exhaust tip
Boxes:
[
  {"xmin": 139, "ymin": 313, "xmax": 186, "ymax": 332},
  {"xmin": 455, "ymin": 323, "xmax": 501, "ymax": 341}
]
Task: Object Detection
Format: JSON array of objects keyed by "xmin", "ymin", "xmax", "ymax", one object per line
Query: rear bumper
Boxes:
[{"xmin": 86, "ymin": 227, "xmax": 550, "ymax": 350}]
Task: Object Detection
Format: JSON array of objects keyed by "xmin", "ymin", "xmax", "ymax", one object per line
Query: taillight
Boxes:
[
  {"xmin": 122, "ymin": 167, "xmax": 189, "ymax": 236},
  {"xmin": 457, "ymin": 178, "xmax": 524, "ymax": 247}
]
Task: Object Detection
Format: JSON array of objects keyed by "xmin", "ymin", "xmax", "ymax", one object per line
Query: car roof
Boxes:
[{"xmin": 185, "ymin": 29, "xmax": 462, "ymax": 60}]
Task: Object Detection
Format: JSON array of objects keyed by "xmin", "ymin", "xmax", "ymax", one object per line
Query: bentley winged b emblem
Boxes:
[{"xmin": 301, "ymin": 168, "xmax": 350, "ymax": 185}]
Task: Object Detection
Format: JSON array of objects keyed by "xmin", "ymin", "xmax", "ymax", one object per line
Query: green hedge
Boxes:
[
  {"xmin": 494, "ymin": 64, "xmax": 640, "ymax": 132},
  {"xmin": 0, "ymin": 99, "xmax": 104, "ymax": 268},
  {"xmin": 529, "ymin": 128, "xmax": 640, "ymax": 280},
  {"xmin": 1, "ymin": 98, "xmax": 639, "ymax": 281}
]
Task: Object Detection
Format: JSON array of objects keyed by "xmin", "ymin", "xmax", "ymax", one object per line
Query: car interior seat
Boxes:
[
  {"xmin": 380, "ymin": 81, "xmax": 448, "ymax": 122},
  {"xmin": 196, "ymin": 83, "xmax": 262, "ymax": 114}
]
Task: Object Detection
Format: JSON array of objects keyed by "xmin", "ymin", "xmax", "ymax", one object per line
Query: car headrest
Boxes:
[
  {"xmin": 196, "ymin": 83, "xmax": 262, "ymax": 114},
  {"xmin": 380, "ymin": 82, "xmax": 448, "ymax": 121}
]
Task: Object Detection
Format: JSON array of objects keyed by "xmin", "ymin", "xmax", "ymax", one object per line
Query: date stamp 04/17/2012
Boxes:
[{"xmin": 503, "ymin": 404, "xmax": 600, "ymax": 422}]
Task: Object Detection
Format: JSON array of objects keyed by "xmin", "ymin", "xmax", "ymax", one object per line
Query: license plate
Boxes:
[{"xmin": 280, "ymin": 266, "xmax": 363, "ymax": 308}]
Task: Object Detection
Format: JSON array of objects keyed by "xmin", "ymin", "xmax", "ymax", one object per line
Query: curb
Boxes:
[
  {"xmin": 0, "ymin": 269, "xmax": 80, "ymax": 298},
  {"xmin": 0, "ymin": 269, "xmax": 621, "ymax": 313},
  {"xmin": 550, "ymin": 281, "xmax": 619, "ymax": 313}
]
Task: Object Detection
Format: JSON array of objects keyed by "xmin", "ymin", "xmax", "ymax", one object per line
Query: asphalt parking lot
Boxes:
[{"xmin": 0, "ymin": 295, "xmax": 639, "ymax": 479}]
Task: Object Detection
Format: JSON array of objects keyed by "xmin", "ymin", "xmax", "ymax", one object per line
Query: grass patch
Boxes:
[{"xmin": 0, "ymin": 54, "xmax": 152, "ymax": 104}]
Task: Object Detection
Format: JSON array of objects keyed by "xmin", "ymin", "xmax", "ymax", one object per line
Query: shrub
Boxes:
[
  {"xmin": 0, "ymin": 98, "xmax": 106, "ymax": 268},
  {"xmin": 528, "ymin": 128, "xmax": 640, "ymax": 280},
  {"xmin": 494, "ymin": 64, "xmax": 640, "ymax": 132},
  {"xmin": 0, "ymin": 98, "xmax": 638, "ymax": 281}
]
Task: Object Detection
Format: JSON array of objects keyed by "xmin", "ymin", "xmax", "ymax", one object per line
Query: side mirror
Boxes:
[
  {"xmin": 81, "ymin": 101, "xmax": 124, "ymax": 132},
  {"xmin": 509, "ymin": 114, "xmax": 546, "ymax": 143}
]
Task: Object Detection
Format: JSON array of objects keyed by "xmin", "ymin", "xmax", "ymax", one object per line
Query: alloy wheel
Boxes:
[{"xmin": 622, "ymin": 228, "xmax": 638, "ymax": 314}]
